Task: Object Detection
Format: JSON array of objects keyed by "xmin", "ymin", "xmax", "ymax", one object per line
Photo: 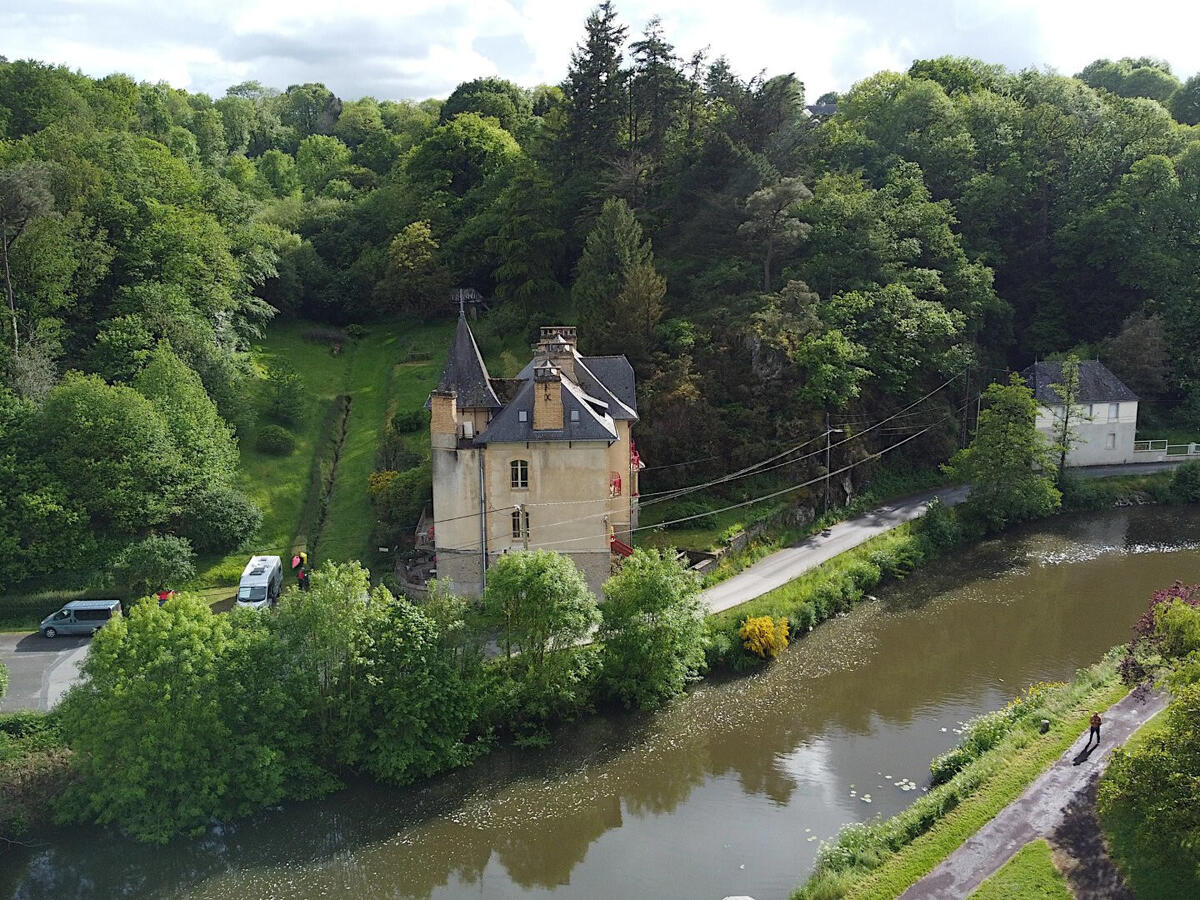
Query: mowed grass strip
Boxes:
[
  {"xmin": 319, "ymin": 322, "xmax": 450, "ymax": 566},
  {"xmin": 832, "ymin": 680, "xmax": 1129, "ymax": 900},
  {"xmin": 193, "ymin": 321, "xmax": 355, "ymax": 587},
  {"xmin": 968, "ymin": 839, "xmax": 1071, "ymax": 900}
]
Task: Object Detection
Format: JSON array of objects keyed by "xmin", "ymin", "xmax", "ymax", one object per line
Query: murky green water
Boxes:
[{"xmin": 6, "ymin": 507, "xmax": 1199, "ymax": 900}]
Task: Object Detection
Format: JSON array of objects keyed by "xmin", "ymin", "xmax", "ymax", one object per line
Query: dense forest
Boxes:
[{"xmin": 3, "ymin": 2, "xmax": 1200, "ymax": 588}]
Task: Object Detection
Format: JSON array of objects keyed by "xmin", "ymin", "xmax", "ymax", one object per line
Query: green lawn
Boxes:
[
  {"xmin": 192, "ymin": 319, "xmax": 452, "ymax": 588},
  {"xmin": 1100, "ymin": 708, "xmax": 1200, "ymax": 900},
  {"xmin": 319, "ymin": 322, "xmax": 450, "ymax": 568},
  {"xmin": 969, "ymin": 840, "xmax": 1071, "ymax": 899}
]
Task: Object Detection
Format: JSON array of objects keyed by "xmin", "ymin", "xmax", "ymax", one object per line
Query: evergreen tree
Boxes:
[
  {"xmin": 563, "ymin": 2, "xmax": 628, "ymax": 170},
  {"xmin": 574, "ymin": 197, "xmax": 661, "ymax": 356}
]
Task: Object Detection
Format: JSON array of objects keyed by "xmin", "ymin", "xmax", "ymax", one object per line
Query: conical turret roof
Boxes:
[{"xmin": 436, "ymin": 312, "xmax": 501, "ymax": 408}]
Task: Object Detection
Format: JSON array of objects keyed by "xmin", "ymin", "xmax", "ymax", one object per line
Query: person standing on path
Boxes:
[{"xmin": 1085, "ymin": 711, "xmax": 1102, "ymax": 749}]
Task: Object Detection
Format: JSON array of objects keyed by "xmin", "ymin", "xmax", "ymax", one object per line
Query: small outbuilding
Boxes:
[{"xmin": 1021, "ymin": 360, "xmax": 1139, "ymax": 467}]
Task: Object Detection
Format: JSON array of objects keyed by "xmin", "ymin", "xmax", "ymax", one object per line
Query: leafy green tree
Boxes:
[
  {"xmin": 485, "ymin": 161, "xmax": 566, "ymax": 322},
  {"xmin": 257, "ymin": 148, "xmax": 299, "ymax": 196},
  {"xmin": 134, "ymin": 341, "xmax": 239, "ymax": 481},
  {"xmin": 1169, "ymin": 74, "xmax": 1200, "ymax": 125},
  {"xmin": 0, "ymin": 162, "xmax": 55, "ymax": 353},
  {"xmin": 280, "ymin": 82, "xmax": 341, "ymax": 138},
  {"xmin": 375, "ymin": 221, "xmax": 451, "ymax": 317},
  {"xmin": 363, "ymin": 594, "xmax": 480, "ymax": 784},
  {"xmin": 1099, "ymin": 684, "xmax": 1200, "ymax": 880},
  {"xmin": 334, "ymin": 98, "xmax": 384, "ymax": 148},
  {"xmin": 272, "ymin": 562, "xmax": 383, "ymax": 769},
  {"xmin": 599, "ymin": 549, "xmax": 706, "ymax": 709},
  {"xmin": 107, "ymin": 534, "xmax": 196, "ymax": 597},
  {"xmin": 38, "ymin": 372, "xmax": 187, "ymax": 533},
  {"xmin": 482, "ymin": 550, "xmax": 599, "ymax": 666},
  {"xmin": 441, "ymin": 77, "xmax": 533, "ymax": 136},
  {"xmin": 946, "ymin": 375, "xmax": 1061, "ymax": 533},
  {"xmin": 295, "ymin": 135, "xmax": 351, "ymax": 194},
  {"xmin": 57, "ymin": 595, "xmax": 303, "ymax": 842},
  {"xmin": 563, "ymin": 0, "xmax": 628, "ymax": 168},
  {"xmin": 739, "ymin": 177, "xmax": 812, "ymax": 292},
  {"xmin": 1049, "ymin": 354, "xmax": 1083, "ymax": 474}
]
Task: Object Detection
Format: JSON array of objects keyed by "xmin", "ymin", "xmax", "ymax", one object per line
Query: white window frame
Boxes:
[
  {"xmin": 1108, "ymin": 402, "xmax": 1120, "ymax": 422},
  {"xmin": 510, "ymin": 459, "xmax": 529, "ymax": 490},
  {"xmin": 1105, "ymin": 432, "xmax": 1117, "ymax": 450},
  {"xmin": 511, "ymin": 509, "xmax": 530, "ymax": 539}
]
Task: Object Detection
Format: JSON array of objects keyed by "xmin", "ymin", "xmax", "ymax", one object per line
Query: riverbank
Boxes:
[
  {"xmin": 793, "ymin": 651, "xmax": 1133, "ymax": 899},
  {"xmin": 6, "ymin": 506, "xmax": 1199, "ymax": 898}
]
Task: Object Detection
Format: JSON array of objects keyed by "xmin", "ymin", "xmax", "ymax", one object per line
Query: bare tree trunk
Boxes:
[{"xmin": 1, "ymin": 217, "xmax": 17, "ymax": 354}]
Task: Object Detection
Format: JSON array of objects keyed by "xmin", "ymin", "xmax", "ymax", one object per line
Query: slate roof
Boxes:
[
  {"xmin": 436, "ymin": 313, "xmax": 501, "ymax": 409},
  {"xmin": 1021, "ymin": 360, "xmax": 1138, "ymax": 405},
  {"xmin": 475, "ymin": 378, "xmax": 619, "ymax": 444},
  {"xmin": 515, "ymin": 351, "xmax": 638, "ymax": 419}
]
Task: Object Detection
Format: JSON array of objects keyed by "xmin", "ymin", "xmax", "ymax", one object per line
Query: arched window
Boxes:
[
  {"xmin": 511, "ymin": 508, "xmax": 530, "ymax": 539},
  {"xmin": 510, "ymin": 459, "xmax": 529, "ymax": 489}
]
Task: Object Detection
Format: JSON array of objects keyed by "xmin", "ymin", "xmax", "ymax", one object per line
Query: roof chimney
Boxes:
[
  {"xmin": 536, "ymin": 326, "xmax": 577, "ymax": 381},
  {"xmin": 532, "ymin": 362, "xmax": 564, "ymax": 431}
]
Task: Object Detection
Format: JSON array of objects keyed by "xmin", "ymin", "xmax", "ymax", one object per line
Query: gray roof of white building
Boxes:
[{"xmin": 1020, "ymin": 360, "xmax": 1138, "ymax": 405}]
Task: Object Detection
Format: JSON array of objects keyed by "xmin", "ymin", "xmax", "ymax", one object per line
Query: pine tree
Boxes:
[
  {"xmin": 564, "ymin": 2, "xmax": 628, "ymax": 170},
  {"xmin": 574, "ymin": 197, "xmax": 662, "ymax": 357}
]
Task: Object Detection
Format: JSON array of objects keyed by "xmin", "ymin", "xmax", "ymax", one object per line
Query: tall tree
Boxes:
[
  {"xmin": 739, "ymin": 176, "xmax": 812, "ymax": 292},
  {"xmin": 946, "ymin": 375, "xmax": 1061, "ymax": 533},
  {"xmin": 1049, "ymin": 355, "xmax": 1083, "ymax": 474},
  {"xmin": 0, "ymin": 163, "xmax": 54, "ymax": 353},
  {"xmin": 563, "ymin": 2, "xmax": 628, "ymax": 169},
  {"xmin": 573, "ymin": 197, "xmax": 660, "ymax": 355}
]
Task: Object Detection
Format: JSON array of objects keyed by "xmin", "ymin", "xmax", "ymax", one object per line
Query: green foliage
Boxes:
[
  {"xmin": 441, "ymin": 77, "xmax": 532, "ymax": 136},
  {"xmin": 264, "ymin": 362, "xmax": 305, "ymax": 425},
  {"xmin": 599, "ymin": 549, "xmax": 707, "ymax": 709},
  {"xmin": 256, "ymin": 423, "xmax": 296, "ymax": 456},
  {"xmin": 108, "ymin": 534, "xmax": 196, "ymax": 597},
  {"xmin": 0, "ymin": 659, "xmax": 7, "ymax": 699},
  {"xmin": 176, "ymin": 482, "xmax": 262, "ymax": 553},
  {"xmin": 56, "ymin": 595, "xmax": 304, "ymax": 842},
  {"xmin": 1171, "ymin": 460, "xmax": 1200, "ymax": 503},
  {"xmin": 1098, "ymin": 684, "xmax": 1200, "ymax": 898},
  {"xmin": 946, "ymin": 376, "xmax": 1061, "ymax": 534}
]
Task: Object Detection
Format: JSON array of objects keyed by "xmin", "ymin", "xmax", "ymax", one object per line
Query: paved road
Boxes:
[
  {"xmin": 899, "ymin": 689, "xmax": 1169, "ymax": 900},
  {"xmin": 699, "ymin": 486, "xmax": 970, "ymax": 615},
  {"xmin": 0, "ymin": 631, "xmax": 91, "ymax": 713}
]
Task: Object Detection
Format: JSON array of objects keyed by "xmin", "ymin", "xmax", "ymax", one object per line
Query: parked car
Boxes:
[
  {"xmin": 236, "ymin": 555, "xmax": 283, "ymax": 609},
  {"xmin": 40, "ymin": 599, "xmax": 123, "ymax": 639}
]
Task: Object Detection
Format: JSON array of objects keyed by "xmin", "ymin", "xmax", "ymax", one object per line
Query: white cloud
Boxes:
[{"xmin": 5, "ymin": 0, "xmax": 1200, "ymax": 101}]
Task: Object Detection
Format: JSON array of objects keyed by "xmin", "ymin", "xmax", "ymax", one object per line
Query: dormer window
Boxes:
[
  {"xmin": 570, "ymin": 409, "xmax": 580, "ymax": 423},
  {"xmin": 518, "ymin": 410, "xmax": 528, "ymax": 422}
]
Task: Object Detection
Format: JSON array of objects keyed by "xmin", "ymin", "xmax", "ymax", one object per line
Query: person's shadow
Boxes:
[{"xmin": 1073, "ymin": 743, "xmax": 1097, "ymax": 766}]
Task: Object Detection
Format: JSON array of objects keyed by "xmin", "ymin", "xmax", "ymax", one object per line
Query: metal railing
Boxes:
[{"xmin": 1133, "ymin": 439, "xmax": 1200, "ymax": 457}]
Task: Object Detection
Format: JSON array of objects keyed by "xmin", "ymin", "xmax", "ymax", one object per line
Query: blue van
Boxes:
[{"xmin": 40, "ymin": 599, "xmax": 123, "ymax": 639}]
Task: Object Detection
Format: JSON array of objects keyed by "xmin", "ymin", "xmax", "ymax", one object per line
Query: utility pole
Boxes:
[
  {"xmin": 960, "ymin": 363, "xmax": 971, "ymax": 448},
  {"xmin": 823, "ymin": 417, "xmax": 844, "ymax": 515},
  {"xmin": 518, "ymin": 503, "xmax": 529, "ymax": 551}
]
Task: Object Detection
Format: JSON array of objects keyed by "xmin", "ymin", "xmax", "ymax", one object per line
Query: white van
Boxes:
[{"xmin": 236, "ymin": 556, "xmax": 283, "ymax": 609}]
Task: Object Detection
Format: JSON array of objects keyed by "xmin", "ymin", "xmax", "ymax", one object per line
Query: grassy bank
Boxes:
[
  {"xmin": 793, "ymin": 651, "xmax": 1127, "ymax": 899},
  {"xmin": 968, "ymin": 839, "xmax": 1070, "ymax": 899}
]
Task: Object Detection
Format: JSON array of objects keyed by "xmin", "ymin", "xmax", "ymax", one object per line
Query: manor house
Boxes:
[{"xmin": 428, "ymin": 316, "xmax": 641, "ymax": 597}]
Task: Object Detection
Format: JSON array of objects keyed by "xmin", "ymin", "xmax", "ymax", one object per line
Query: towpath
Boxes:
[
  {"xmin": 898, "ymin": 689, "xmax": 1168, "ymax": 899},
  {"xmin": 698, "ymin": 486, "xmax": 969, "ymax": 615}
]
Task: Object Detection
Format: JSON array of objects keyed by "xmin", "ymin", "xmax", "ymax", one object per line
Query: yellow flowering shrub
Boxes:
[{"xmin": 739, "ymin": 615, "xmax": 789, "ymax": 659}]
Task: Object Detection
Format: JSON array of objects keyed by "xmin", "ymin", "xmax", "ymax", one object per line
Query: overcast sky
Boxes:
[{"xmin": 7, "ymin": 1, "xmax": 1200, "ymax": 103}]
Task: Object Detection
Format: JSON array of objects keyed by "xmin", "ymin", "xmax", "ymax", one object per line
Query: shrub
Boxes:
[
  {"xmin": 1171, "ymin": 460, "xmax": 1200, "ymax": 503},
  {"xmin": 256, "ymin": 424, "xmax": 296, "ymax": 456},
  {"xmin": 390, "ymin": 408, "xmax": 428, "ymax": 434},
  {"xmin": 108, "ymin": 535, "xmax": 196, "ymax": 598},
  {"xmin": 740, "ymin": 616, "xmax": 789, "ymax": 658},
  {"xmin": 263, "ymin": 363, "xmax": 305, "ymax": 426},
  {"xmin": 344, "ymin": 323, "xmax": 367, "ymax": 339},
  {"xmin": 177, "ymin": 484, "xmax": 263, "ymax": 553},
  {"xmin": 0, "ymin": 659, "xmax": 7, "ymax": 699}
]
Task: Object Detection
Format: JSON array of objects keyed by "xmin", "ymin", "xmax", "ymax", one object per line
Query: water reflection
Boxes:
[{"xmin": 8, "ymin": 507, "xmax": 1200, "ymax": 900}]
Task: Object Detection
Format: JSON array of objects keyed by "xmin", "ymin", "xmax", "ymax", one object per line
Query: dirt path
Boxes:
[{"xmin": 898, "ymin": 689, "xmax": 1167, "ymax": 900}]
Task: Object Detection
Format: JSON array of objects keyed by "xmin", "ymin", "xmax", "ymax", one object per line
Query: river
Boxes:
[{"xmin": 5, "ymin": 506, "xmax": 1199, "ymax": 900}]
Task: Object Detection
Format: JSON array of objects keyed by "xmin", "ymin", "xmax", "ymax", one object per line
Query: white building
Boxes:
[{"xmin": 1022, "ymin": 361, "xmax": 1139, "ymax": 467}]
